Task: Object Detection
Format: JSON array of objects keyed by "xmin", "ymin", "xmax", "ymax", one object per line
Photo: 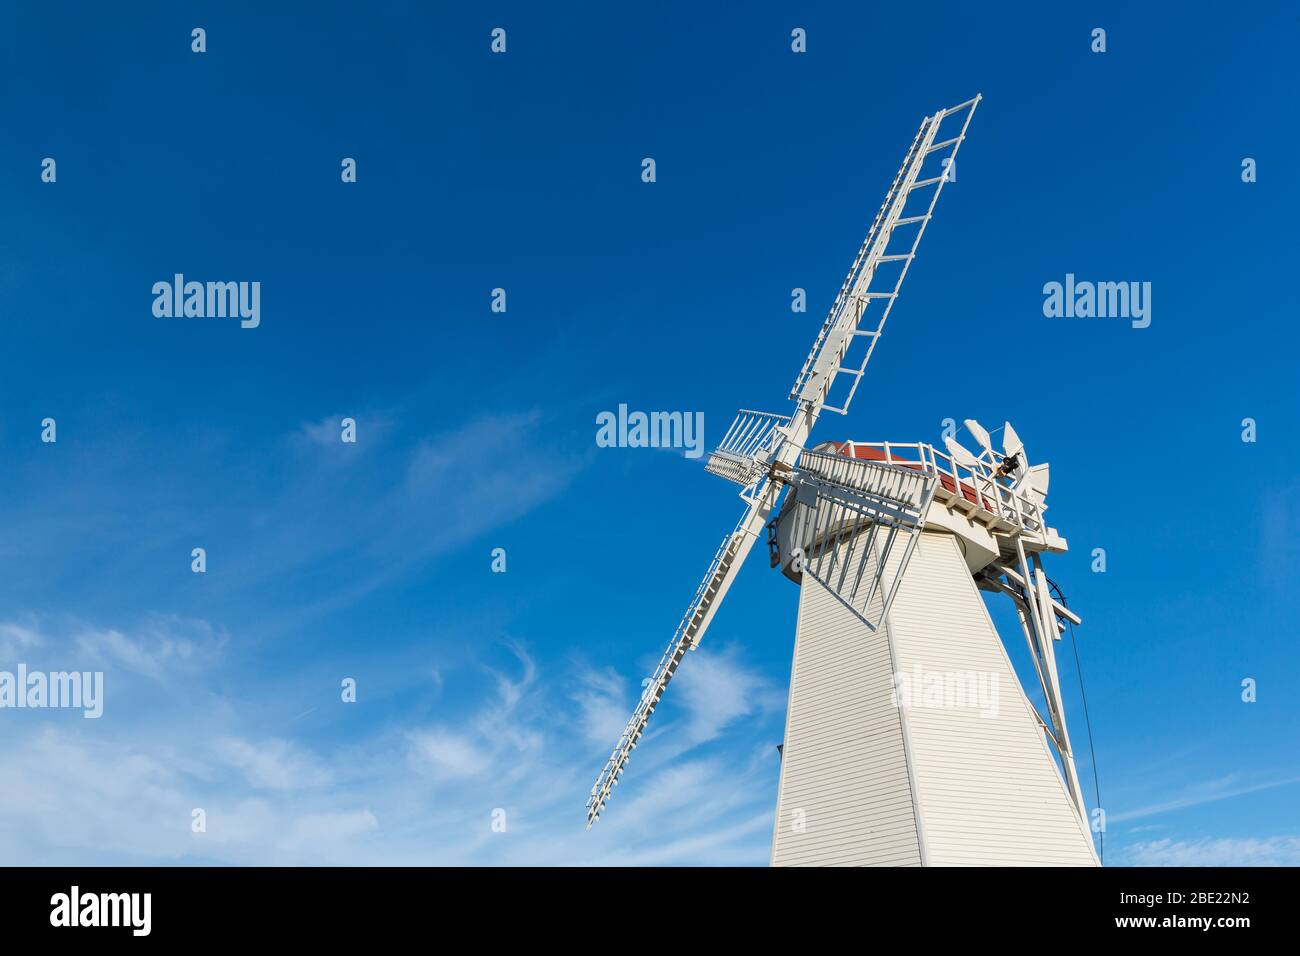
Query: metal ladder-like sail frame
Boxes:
[
  {"xmin": 791, "ymin": 96, "xmax": 980, "ymax": 415},
  {"xmin": 586, "ymin": 97, "xmax": 981, "ymax": 828},
  {"xmin": 584, "ymin": 481, "xmax": 777, "ymax": 826}
]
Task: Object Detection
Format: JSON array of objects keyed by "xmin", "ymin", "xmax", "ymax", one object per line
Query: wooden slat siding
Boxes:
[
  {"xmin": 883, "ymin": 532, "xmax": 1099, "ymax": 866},
  {"xmin": 771, "ymin": 537, "xmax": 923, "ymax": 867}
]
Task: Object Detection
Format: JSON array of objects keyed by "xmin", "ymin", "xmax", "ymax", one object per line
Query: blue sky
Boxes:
[{"xmin": 0, "ymin": 1, "xmax": 1297, "ymax": 865}]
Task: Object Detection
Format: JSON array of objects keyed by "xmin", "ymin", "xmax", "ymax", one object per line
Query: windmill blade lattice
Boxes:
[{"xmin": 586, "ymin": 97, "xmax": 983, "ymax": 829}]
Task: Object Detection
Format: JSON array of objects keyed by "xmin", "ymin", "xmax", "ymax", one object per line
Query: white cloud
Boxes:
[
  {"xmin": 0, "ymin": 730, "xmax": 383, "ymax": 865},
  {"xmin": 610, "ymin": 810, "xmax": 774, "ymax": 867},
  {"xmin": 406, "ymin": 728, "xmax": 491, "ymax": 781},
  {"xmin": 0, "ymin": 617, "xmax": 783, "ymax": 866},
  {"xmin": 482, "ymin": 640, "xmax": 537, "ymax": 719},
  {"xmin": 214, "ymin": 737, "xmax": 332, "ymax": 791},
  {"xmin": 0, "ymin": 614, "xmax": 223, "ymax": 687},
  {"xmin": 608, "ymin": 760, "xmax": 715, "ymax": 824},
  {"xmin": 1110, "ymin": 773, "xmax": 1300, "ymax": 823},
  {"xmin": 407, "ymin": 643, "xmax": 544, "ymax": 783},
  {"xmin": 293, "ymin": 413, "xmax": 397, "ymax": 462},
  {"xmin": 245, "ymin": 411, "xmax": 581, "ymax": 625},
  {"xmin": 0, "ymin": 729, "xmax": 193, "ymax": 863},
  {"xmin": 571, "ymin": 666, "xmax": 631, "ymax": 747},
  {"xmin": 673, "ymin": 645, "xmax": 778, "ymax": 744},
  {"xmin": 298, "ymin": 415, "xmax": 343, "ymax": 446},
  {"xmin": 286, "ymin": 810, "xmax": 380, "ymax": 848},
  {"xmin": 0, "ymin": 621, "xmax": 42, "ymax": 659},
  {"xmin": 395, "ymin": 413, "xmax": 577, "ymax": 556},
  {"xmin": 1124, "ymin": 836, "xmax": 1300, "ymax": 867},
  {"xmin": 76, "ymin": 628, "xmax": 168, "ymax": 680}
]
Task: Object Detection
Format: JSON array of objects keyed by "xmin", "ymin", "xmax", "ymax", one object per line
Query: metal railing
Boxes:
[
  {"xmin": 837, "ymin": 439, "xmax": 1046, "ymax": 535},
  {"xmin": 704, "ymin": 409, "xmax": 791, "ymax": 487}
]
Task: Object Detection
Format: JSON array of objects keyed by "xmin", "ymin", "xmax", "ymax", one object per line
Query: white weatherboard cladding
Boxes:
[
  {"xmin": 887, "ymin": 531, "xmax": 1098, "ymax": 866},
  {"xmin": 771, "ymin": 536, "xmax": 923, "ymax": 866},
  {"xmin": 771, "ymin": 527, "xmax": 1099, "ymax": 866}
]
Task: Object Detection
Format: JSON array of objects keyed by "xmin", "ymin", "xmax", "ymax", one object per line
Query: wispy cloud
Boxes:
[
  {"xmin": 674, "ymin": 644, "xmax": 780, "ymax": 744},
  {"xmin": 0, "ymin": 729, "xmax": 381, "ymax": 865},
  {"xmin": 1109, "ymin": 773, "xmax": 1300, "ymax": 823},
  {"xmin": 74, "ymin": 616, "xmax": 223, "ymax": 681},
  {"xmin": 0, "ymin": 621, "xmax": 42, "ymax": 659},
  {"xmin": 297, "ymin": 415, "xmax": 347, "ymax": 447},
  {"xmin": 0, "ymin": 405, "xmax": 583, "ymax": 647},
  {"xmin": 245, "ymin": 410, "xmax": 584, "ymax": 635},
  {"xmin": 214, "ymin": 737, "xmax": 332, "ymax": 791},
  {"xmin": 407, "ymin": 728, "xmax": 492, "ymax": 781},
  {"xmin": 0, "ymin": 614, "xmax": 224, "ymax": 683},
  {"xmin": 407, "ymin": 642, "xmax": 544, "ymax": 785},
  {"xmin": 1122, "ymin": 836, "xmax": 1300, "ymax": 867},
  {"xmin": 390, "ymin": 411, "xmax": 578, "ymax": 557},
  {"xmin": 0, "ymin": 616, "xmax": 783, "ymax": 866},
  {"xmin": 570, "ymin": 666, "xmax": 630, "ymax": 747},
  {"xmin": 1259, "ymin": 481, "xmax": 1300, "ymax": 591},
  {"xmin": 568, "ymin": 644, "xmax": 780, "ymax": 777}
]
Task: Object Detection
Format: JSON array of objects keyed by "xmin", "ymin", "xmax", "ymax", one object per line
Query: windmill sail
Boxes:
[
  {"xmin": 705, "ymin": 409, "xmax": 791, "ymax": 487},
  {"xmin": 586, "ymin": 97, "xmax": 992, "ymax": 834},
  {"xmin": 789, "ymin": 97, "xmax": 980, "ymax": 416},
  {"xmin": 586, "ymin": 487, "xmax": 776, "ymax": 826}
]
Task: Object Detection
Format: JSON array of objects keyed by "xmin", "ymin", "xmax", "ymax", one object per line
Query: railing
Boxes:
[
  {"xmin": 836, "ymin": 440, "xmax": 1046, "ymax": 535},
  {"xmin": 781, "ymin": 454, "xmax": 937, "ymax": 631},
  {"xmin": 704, "ymin": 409, "xmax": 791, "ymax": 487},
  {"xmin": 796, "ymin": 447, "xmax": 933, "ymax": 514}
]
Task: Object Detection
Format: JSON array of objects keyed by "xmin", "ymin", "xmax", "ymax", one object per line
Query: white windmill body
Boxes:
[
  {"xmin": 767, "ymin": 435, "xmax": 1097, "ymax": 866},
  {"xmin": 586, "ymin": 96, "xmax": 1101, "ymax": 867}
]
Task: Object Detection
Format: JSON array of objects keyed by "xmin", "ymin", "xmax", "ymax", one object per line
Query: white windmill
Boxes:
[{"xmin": 587, "ymin": 96, "xmax": 1100, "ymax": 866}]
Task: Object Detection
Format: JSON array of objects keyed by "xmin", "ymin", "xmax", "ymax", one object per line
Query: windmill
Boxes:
[{"xmin": 586, "ymin": 96, "xmax": 1100, "ymax": 866}]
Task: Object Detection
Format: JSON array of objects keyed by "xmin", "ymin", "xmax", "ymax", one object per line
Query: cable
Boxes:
[{"xmin": 1047, "ymin": 576, "xmax": 1103, "ymax": 864}]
